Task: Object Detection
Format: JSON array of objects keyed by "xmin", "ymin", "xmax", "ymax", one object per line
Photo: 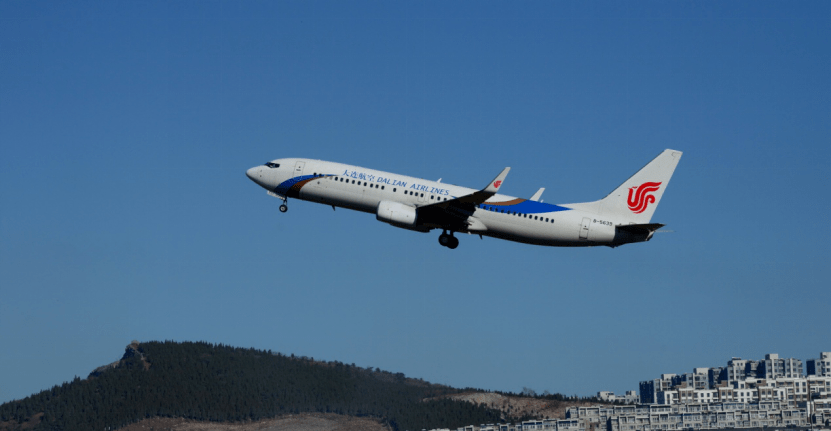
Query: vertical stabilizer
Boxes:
[{"xmin": 598, "ymin": 149, "xmax": 682, "ymax": 224}]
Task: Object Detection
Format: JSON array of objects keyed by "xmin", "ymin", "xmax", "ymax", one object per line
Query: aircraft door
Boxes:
[
  {"xmin": 579, "ymin": 217, "xmax": 591, "ymax": 240},
  {"xmin": 294, "ymin": 161, "xmax": 305, "ymax": 177}
]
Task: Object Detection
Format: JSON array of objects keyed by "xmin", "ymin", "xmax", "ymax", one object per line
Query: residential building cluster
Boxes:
[
  {"xmin": 431, "ymin": 401, "xmax": 826, "ymax": 431},
  {"xmin": 639, "ymin": 352, "xmax": 831, "ymax": 406},
  {"xmin": 426, "ymin": 351, "xmax": 831, "ymax": 431}
]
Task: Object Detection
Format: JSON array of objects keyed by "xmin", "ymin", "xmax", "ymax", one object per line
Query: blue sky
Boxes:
[{"xmin": 1, "ymin": 2, "xmax": 829, "ymax": 404}]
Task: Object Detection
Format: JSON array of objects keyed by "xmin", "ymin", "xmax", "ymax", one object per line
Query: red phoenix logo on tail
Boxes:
[
  {"xmin": 627, "ymin": 182, "xmax": 662, "ymax": 214},
  {"xmin": 493, "ymin": 180, "xmax": 502, "ymax": 189}
]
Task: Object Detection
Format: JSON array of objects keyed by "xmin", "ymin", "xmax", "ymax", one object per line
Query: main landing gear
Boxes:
[
  {"xmin": 438, "ymin": 230, "xmax": 459, "ymax": 249},
  {"xmin": 279, "ymin": 204, "xmax": 288, "ymax": 213}
]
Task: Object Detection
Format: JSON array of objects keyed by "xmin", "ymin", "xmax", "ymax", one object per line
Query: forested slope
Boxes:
[{"xmin": 0, "ymin": 341, "xmax": 508, "ymax": 431}]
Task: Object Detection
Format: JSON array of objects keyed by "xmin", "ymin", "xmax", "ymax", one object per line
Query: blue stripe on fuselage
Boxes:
[
  {"xmin": 275, "ymin": 175, "xmax": 316, "ymax": 196},
  {"xmin": 485, "ymin": 200, "xmax": 571, "ymax": 214}
]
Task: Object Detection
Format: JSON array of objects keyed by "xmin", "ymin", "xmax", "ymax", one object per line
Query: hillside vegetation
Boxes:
[{"xmin": 0, "ymin": 341, "xmax": 509, "ymax": 431}]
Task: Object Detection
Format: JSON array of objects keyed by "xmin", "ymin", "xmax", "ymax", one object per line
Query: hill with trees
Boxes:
[{"xmin": 0, "ymin": 341, "xmax": 512, "ymax": 431}]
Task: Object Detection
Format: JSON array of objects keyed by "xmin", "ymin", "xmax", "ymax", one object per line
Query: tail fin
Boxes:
[{"xmin": 595, "ymin": 149, "xmax": 682, "ymax": 223}]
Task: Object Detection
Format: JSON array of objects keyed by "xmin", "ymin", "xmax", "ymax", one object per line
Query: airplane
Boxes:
[{"xmin": 245, "ymin": 149, "xmax": 682, "ymax": 249}]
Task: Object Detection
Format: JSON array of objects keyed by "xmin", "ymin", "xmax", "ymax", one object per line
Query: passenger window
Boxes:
[
  {"xmin": 393, "ymin": 188, "xmax": 396, "ymax": 192},
  {"xmin": 381, "ymin": 186, "xmax": 385, "ymax": 190}
]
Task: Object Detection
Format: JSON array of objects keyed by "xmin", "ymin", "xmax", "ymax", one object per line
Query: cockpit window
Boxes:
[{"xmin": 265, "ymin": 162, "xmax": 280, "ymax": 168}]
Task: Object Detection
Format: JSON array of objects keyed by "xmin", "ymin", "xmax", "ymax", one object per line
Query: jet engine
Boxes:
[{"xmin": 376, "ymin": 200, "xmax": 422, "ymax": 230}]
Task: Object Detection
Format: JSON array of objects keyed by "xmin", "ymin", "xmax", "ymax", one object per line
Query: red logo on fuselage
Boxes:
[
  {"xmin": 493, "ymin": 180, "xmax": 502, "ymax": 189},
  {"xmin": 627, "ymin": 182, "xmax": 662, "ymax": 214}
]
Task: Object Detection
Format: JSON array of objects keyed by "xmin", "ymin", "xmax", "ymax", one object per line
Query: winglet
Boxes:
[
  {"xmin": 484, "ymin": 167, "xmax": 510, "ymax": 193},
  {"xmin": 530, "ymin": 187, "xmax": 545, "ymax": 201}
]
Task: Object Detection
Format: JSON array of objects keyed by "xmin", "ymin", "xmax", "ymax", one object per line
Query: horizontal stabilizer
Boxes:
[{"xmin": 617, "ymin": 223, "xmax": 665, "ymax": 234}]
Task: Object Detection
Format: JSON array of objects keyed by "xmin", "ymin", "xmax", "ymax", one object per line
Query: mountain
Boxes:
[{"xmin": 0, "ymin": 341, "xmax": 511, "ymax": 431}]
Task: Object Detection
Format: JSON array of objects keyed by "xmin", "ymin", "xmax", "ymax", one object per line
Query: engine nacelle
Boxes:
[{"xmin": 376, "ymin": 200, "xmax": 418, "ymax": 227}]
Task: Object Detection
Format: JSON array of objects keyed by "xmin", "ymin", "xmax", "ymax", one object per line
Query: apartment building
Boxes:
[
  {"xmin": 760, "ymin": 353, "xmax": 803, "ymax": 379},
  {"xmin": 807, "ymin": 352, "xmax": 831, "ymax": 377},
  {"xmin": 597, "ymin": 391, "xmax": 640, "ymax": 404},
  {"xmin": 639, "ymin": 374, "xmax": 676, "ymax": 405}
]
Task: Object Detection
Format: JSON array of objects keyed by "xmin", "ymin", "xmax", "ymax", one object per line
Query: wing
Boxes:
[{"xmin": 417, "ymin": 167, "xmax": 510, "ymax": 231}]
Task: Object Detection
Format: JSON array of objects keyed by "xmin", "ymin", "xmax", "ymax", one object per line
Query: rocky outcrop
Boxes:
[{"xmin": 88, "ymin": 340, "xmax": 149, "ymax": 378}]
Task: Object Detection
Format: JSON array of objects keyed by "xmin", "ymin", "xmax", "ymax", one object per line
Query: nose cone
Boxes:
[
  {"xmin": 246, "ymin": 166, "xmax": 267, "ymax": 188},
  {"xmin": 246, "ymin": 166, "xmax": 258, "ymax": 181}
]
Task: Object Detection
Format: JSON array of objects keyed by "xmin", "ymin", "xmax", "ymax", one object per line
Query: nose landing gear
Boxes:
[
  {"xmin": 438, "ymin": 230, "xmax": 459, "ymax": 249},
  {"xmin": 267, "ymin": 190, "xmax": 289, "ymax": 213}
]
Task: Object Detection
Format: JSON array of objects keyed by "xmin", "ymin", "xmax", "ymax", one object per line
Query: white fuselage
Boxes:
[{"xmin": 245, "ymin": 158, "xmax": 660, "ymax": 248}]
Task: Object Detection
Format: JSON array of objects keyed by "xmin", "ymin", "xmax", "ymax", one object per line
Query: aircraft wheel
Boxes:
[
  {"xmin": 279, "ymin": 204, "xmax": 288, "ymax": 213},
  {"xmin": 438, "ymin": 233, "xmax": 451, "ymax": 246},
  {"xmin": 448, "ymin": 236, "xmax": 459, "ymax": 249}
]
